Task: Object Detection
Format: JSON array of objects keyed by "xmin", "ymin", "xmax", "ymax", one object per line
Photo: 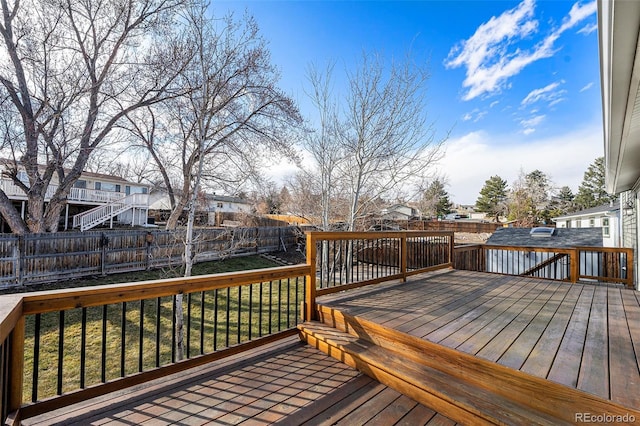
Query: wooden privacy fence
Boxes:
[{"xmin": 0, "ymin": 227, "xmax": 299, "ymax": 288}]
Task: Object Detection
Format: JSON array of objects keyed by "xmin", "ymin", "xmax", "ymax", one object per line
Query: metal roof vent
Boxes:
[{"xmin": 530, "ymin": 227, "xmax": 555, "ymax": 238}]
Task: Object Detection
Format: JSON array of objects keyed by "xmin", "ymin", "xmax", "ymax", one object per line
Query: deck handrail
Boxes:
[
  {"xmin": 0, "ymin": 264, "xmax": 310, "ymax": 424},
  {"xmin": 453, "ymin": 244, "xmax": 635, "ymax": 288}
]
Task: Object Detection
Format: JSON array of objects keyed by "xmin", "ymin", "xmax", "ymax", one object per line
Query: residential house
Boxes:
[
  {"xmin": 0, "ymin": 165, "xmax": 150, "ymax": 231},
  {"xmin": 551, "ymin": 203, "xmax": 619, "ymax": 247},
  {"xmin": 598, "ymin": 0, "xmax": 640, "ymax": 289},
  {"xmin": 207, "ymin": 194, "xmax": 252, "ymax": 226},
  {"xmin": 380, "ymin": 204, "xmax": 420, "ymax": 221},
  {"xmin": 149, "ymin": 190, "xmax": 252, "ymax": 226}
]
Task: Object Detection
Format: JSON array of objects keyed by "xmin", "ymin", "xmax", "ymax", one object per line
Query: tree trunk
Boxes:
[
  {"xmin": 0, "ymin": 192, "xmax": 28, "ymax": 234},
  {"xmin": 166, "ymin": 194, "xmax": 189, "ymax": 230}
]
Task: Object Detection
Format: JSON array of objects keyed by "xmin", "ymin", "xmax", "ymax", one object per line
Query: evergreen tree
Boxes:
[
  {"xmin": 504, "ymin": 169, "xmax": 557, "ymax": 225},
  {"xmin": 421, "ymin": 179, "xmax": 452, "ymax": 218},
  {"xmin": 548, "ymin": 186, "xmax": 575, "ymax": 217},
  {"xmin": 475, "ymin": 175, "xmax": 508, "ymax": 222},
  {"xmin": 574, "ymin": 157, "xmax": 617, "ymax": 209}
]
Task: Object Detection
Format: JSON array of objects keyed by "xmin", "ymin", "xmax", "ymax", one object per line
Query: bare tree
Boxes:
[
  {"xmin": 303, "ymin": 62, "xmax": 344, "ymax": 230},
  {"xmin": 340, "ymin": 52, "xmax": 445, "ymax": 231},
  {"xmin": 126, "ymin": 4, "xmax": 301, "ymax": 358},
  {"xmin": 0, "ymin": 0, "xmax": 191, "ymax": 233},
  {"xmin": 302, "ymin": 52, "xmax": 446, "ymax": 231},
  {"xmin": 126, "ymin": 8, "xmax": 302, "ymax": 231}
]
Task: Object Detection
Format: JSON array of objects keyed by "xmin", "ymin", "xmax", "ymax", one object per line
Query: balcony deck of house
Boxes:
[{"xmin": 2, "ymin": 231, "xmax": 639, "ymax": 425}]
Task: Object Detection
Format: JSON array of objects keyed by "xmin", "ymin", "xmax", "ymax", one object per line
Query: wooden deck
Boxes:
[
  {"xmin": 318, "ymin": 269, "xmax": 640, "ymax": 409},
  {"xmin": 21, "ymin": 269, "xmax": 640, "ymax": 424},
  {"xmin": 22, "ymin": 336, "xmax": 456, "ymax": 425}
]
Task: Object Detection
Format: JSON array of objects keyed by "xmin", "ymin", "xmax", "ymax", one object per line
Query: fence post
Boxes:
[
  {"xmin": 400, "ymin": 233, "xmax": 407, "ymax": 281},
  {"xmin": 146, "ymin": 232, "xmax": 154, "ymax": 271},
  {"xmin": 100, "ymin": 233, "xmax": 108, "ymax": 276},
  {"xmin": 17, "ymin": 236, "xmax": 24, "ymax": 287},
  {"xmin": 305, "ymin": 232, "xmax": 317, "ymax": 321}
]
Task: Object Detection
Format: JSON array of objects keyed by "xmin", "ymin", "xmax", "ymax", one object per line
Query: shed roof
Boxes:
[{"xmin": 486, "ymin": 227, "xmax": 603, "ymax": 248}]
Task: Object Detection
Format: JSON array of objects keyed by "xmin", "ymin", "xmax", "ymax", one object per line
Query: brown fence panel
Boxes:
[
  {"xmin": 453, "ymin": 244, "xmax": 486, "ymax": 271},
  {"xmin": 0, "ymin": 235, "xmax": 18, "ymax": 287},
  {"xmin": 0, "ymin": 227, "xmax": 299, "ymax": 288},
  {"xmin": 103, "ymin": 231, "xmax": 149, "ymax": 274},
  {"xmin": 22, "ymin": 232, "xmax": 103, "ymax": 284}
]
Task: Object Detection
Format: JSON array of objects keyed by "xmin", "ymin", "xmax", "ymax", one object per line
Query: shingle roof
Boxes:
[{"xmin": 486, "ymin": 227, "xmax": 603, "ymax": 248}]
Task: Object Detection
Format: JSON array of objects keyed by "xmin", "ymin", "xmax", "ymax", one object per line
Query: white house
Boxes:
[
  {"xmin": 0, "ymin": 163, "xmax": 150, "ymax": 231},
  {"xmin": 149, "ymin": 190, "xmax": 252, "ymax": 226},
  {"xmin": 598, "ymin": 0, "xmax": 640, "ymax": 289},
  {"xmin": 551, "ymin": 203, "xmax": 619, "ymax": 247}
]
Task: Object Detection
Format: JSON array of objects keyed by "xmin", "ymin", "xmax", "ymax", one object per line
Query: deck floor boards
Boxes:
[
  {"xmin": 24, "ymin": 337, "xmax": 454, "ymax": 426},
  {"xmin": 319, "ymin": 269, "xmax": 640, "ymax": 410}
]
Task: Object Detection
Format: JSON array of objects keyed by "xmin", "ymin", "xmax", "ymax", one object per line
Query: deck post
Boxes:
[
  {"xmin": 570, "ymin": 248, "xmax": 579, "ymax": 283},
  {"xmin": 305, "ymin": 232, "xmax": 317, "ymax": 321},
  {"xmin": 8, "ymin": 316, "xmax": 25, "ymax": 418}
]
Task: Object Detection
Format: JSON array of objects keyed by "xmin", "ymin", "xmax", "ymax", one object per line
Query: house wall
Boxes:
[
  {"xmin": 555, "ymin": 214, "xmax": 618, "ymax": 247},
  {"xmin": 209, "ymin": 200, "xmax": 252, "ymax": 214}
]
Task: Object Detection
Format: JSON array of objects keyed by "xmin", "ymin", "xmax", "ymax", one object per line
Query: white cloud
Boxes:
[
  {"xmin": 523, "ymin": 128, "xmax": 536, "ymax": 135},
  {"xmin": 520, "ymin": 115, "xmax": 545, "ymax": 128},
  {"xmin": 578, "ymin": 23, "xmax": 598, "ymax": 35},
  {"xmin": 579, "ymin": 82, "xmax": 594, "ymax": 92},
  {"xmin": 445, "ymin": 0, "xmax": 597, "ymax": 101},
  {"xmin": 558, "ymin": 1, "xmax": 597, "ymax": 33},
  {"xmin": 438, "ymin": 124, "xmax": 603, "ymax": 204},
  {"xmin": 521, "ymin": 81, "xmax": 564, "ymax": 105},
  {"xmin": 490, "ymin": 100, "xmax": 500, "ymax": 108},
  {"xmin": 462, "ymin": 109, "xmax": 488, "ymax": 122}
]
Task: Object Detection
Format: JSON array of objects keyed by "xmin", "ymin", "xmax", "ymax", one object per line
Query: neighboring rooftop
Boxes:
[
  {"xmin": 552, "ymin": 203, "xmax": 619, "ymax": 220},
  {"xmin": 486, "ymin": 227, "xmax": 603, "ymax": 248}
]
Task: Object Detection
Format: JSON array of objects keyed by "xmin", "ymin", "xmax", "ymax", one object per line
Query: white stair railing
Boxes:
[{"xmin": 72, "ymin": 193, "xmax": 148, "ymax": 231}]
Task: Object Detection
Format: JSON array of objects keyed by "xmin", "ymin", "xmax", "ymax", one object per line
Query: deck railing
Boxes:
[
  {"xmin": 304, "ymin": 231, "xmax": 454, "ymax": 320},
  {"xmin": 453, "ymin": 244, "xmax": 635, "ymax": 288},
  {"xmin": 0, "ymin": 265, "xmax": 309, "ymax": 424},
  {"xmin": 5, "ymin": 231, "xmax": 633, "ymax": 424},
  {"xmin": 0, "ymin": 178, "xmax": 130, "ymax": 205}
]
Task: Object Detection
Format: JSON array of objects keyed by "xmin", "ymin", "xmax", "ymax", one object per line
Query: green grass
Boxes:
[{"xmin": 21, "ymin": 255, "xmax": 305, "ymax": 402}]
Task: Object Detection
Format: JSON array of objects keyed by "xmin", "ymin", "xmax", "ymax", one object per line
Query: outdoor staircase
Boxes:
[
  {"xmin": 72, "ymin": 193, "xmax": 146, "ymax": 232},
  {"xmin": 297, "ymin": 304, "xmax": 639, "ymax": 425}
]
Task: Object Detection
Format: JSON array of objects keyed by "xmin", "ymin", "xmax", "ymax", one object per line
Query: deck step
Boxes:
[
  {"xmin": 298, "ymin": 321, "xmax": 562, "ymax": 425},
  {"xmin": 299, "ymin": 304, "xmax": 640, "ymax": 425}
]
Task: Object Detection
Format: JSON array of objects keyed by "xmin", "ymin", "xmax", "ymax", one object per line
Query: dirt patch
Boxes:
[{"xmin": 454, "ymin": 232, "xmax": 492, "ymax": 244}]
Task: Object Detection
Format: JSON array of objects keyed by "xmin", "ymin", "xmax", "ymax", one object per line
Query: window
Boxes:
[
  {"xmin": 217, "ymin": 202, "xmax": 223, "ymax": 208},
  {"xmin": 589, "ymin": 217, "xmax": 595, "ymax": 227},
  {"xmin": 602, "ymin": 218, "xmax": 610, "ymax": 237},
  {"xmin": 566, "ymin": 220, "xmax": 571, "ymax": 228},
  {"xmin": 74, "ymin": 180, "xmax": 86, "ymax": 189},
  {"xmin": 17, "ymin": 171, "xmax": 28, "ymax": 184},
  {"xmin": 576, "ymin": 219, "xmax": 582, "ymax": 228},
  {"xmin": 94, "ymin": 182, "xmax": 101, "ymax": 190}
]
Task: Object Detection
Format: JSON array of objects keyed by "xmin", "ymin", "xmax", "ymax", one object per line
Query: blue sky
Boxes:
[{"xmin": 217, "ymin": 0, "xmax": 602, "ymax": 204}]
